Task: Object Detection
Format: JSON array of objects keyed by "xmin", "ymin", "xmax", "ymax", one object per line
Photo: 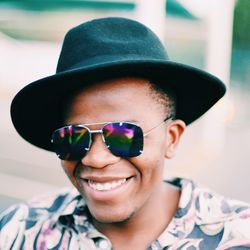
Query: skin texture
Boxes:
[{"xmin": 61, "ymin": 77, "xmax": 186, "ymax": 250}]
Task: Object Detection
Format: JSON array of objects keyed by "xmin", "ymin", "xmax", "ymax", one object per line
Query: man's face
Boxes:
[{"xmin": 61, "ymin": 77, "xmax": 184, "ymax": 224}]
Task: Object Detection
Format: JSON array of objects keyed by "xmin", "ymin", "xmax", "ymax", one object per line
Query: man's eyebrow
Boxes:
[{"xmin": 125, "ymin": 120, "xmax": 138, "ymax": 123}]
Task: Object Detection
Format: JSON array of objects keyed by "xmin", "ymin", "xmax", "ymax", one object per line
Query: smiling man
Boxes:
[{"xmin": 1, "ymin": 17, "xmax": 250, "ymax": 249}]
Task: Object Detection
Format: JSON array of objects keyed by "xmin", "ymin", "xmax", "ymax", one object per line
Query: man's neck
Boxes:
[{"xmin": 92, "ymin": 182, "xmax": 180, "ymax": 250}]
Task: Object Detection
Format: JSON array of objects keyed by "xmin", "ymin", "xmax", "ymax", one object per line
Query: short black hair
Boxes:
[{"xmin": 148, "ymin": 82, "xmax": 176, "ymax": 119}]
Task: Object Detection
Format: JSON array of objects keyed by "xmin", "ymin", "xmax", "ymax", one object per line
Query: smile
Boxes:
[
  {"xmin": 79, "ymin": 176, "xmax": 134, "ymax": 201},
  {"xmin": 88, "ymin": 178, "xmax": 127, "ymax": 191}
]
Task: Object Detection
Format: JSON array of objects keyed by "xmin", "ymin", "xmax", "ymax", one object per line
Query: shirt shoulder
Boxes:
[
  {"xmin": 0, "ymin": 188, "xmax": 80, "ymax": 249},
  {"xmin": 160, "ymin": 179, "xmax": 250, "ymax": 249},
  {"xmin": 194, "ymin": 184, "xmax": 250, "ymax": 224},
  {"xmin": 193, "ymin": 183, "xmax": 250, "ymax": 248}
]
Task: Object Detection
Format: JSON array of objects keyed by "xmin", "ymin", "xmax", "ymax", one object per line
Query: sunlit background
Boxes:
[{"xmin": 1, "ymin": 0, "xmax": 250, "ymax": 212}]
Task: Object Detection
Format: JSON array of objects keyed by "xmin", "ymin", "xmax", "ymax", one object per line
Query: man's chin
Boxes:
[{"xmin": 91, "ymin": 210, "xmax": 135, "ymax": 225}]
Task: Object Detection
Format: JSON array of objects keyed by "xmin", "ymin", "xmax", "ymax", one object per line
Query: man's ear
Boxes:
[{"xmin": 165, "ymin": 119, "xmax": 186, "ymax": 159}]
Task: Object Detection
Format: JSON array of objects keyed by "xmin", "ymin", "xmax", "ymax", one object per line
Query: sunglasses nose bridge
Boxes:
[
  {"xmin": 88, "ymin": 129, "xmax": 108, "ymax": 149},
  {"xmin": 89, "ymin": 129, "xmax": 103, "ymax": 134}
]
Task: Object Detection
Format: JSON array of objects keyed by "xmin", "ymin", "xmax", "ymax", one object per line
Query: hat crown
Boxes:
[{"xmin": 56, "ymin": 17, "xmax": 169, "ymax": 73}]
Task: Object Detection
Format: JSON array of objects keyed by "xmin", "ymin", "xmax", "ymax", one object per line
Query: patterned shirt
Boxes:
[{"xmin": 1, "ymin": 178, "xmax": 250, "ymax": 250}]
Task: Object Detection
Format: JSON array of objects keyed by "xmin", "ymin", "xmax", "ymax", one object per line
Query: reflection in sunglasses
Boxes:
[{"xmin": 123, "ymin": 128, "xmax": 134, "ymax": 139}]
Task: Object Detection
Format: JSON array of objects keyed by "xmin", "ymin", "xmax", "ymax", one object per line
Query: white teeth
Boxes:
[{"xmin": 88, "ymin": 178, "xmax": 126, "ymax": 191}]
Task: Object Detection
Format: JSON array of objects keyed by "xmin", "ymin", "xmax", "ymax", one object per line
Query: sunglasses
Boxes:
[{"xmin": 51, "ymin": 116, "xmax": 172, "ymax": 161}]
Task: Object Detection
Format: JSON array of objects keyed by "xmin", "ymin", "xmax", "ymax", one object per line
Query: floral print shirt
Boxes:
[{"xmin": 1, "ymin": 178, "xmax": 250, "ymax": 250}]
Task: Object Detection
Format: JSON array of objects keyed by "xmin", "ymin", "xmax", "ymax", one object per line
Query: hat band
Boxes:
[{"xmin": 57, "ymin": 53, "xmax": 169, "ymax": 73}]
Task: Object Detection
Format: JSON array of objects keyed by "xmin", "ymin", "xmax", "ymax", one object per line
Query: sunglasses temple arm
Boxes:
[{"xmin": 143, "ymin": 115, "xmax": 173, "ymax": 137}]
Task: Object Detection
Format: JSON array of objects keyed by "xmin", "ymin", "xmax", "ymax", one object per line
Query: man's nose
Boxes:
[{"xmin": 81, "ymin": 134, "xmax": 120, "ymax": 168}]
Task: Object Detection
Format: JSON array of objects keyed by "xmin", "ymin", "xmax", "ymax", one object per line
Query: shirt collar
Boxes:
[{"xmin": 55, "ymin": 188, "xmax": 108, "ymax": 240}]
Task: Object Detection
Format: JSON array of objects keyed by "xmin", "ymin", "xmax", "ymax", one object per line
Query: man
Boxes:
[{"xmin": 1, "ymin": 17, "xmax": 250, "ymax": 249}]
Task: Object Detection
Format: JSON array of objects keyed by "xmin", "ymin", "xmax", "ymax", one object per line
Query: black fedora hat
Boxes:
[{"xmin": 11, "ymin": 17, "xmax": 226, "ymax": 152}]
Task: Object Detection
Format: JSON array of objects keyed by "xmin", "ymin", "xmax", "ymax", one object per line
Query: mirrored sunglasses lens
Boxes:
[
  {"xmin": 103, "ymin": 122, "xmax": 143, "ymax": 157},
  {"xmin": 52, "ymin": 125, "xmax": 90, "ymax": 161}
]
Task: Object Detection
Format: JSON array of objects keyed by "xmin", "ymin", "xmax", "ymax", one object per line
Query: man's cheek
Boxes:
[{"xmin": 61, "ymin": 162, "xmax": 77, "ymax": 181}]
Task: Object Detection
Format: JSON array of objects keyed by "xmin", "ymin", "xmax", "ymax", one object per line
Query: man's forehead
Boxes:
[
  {"xmin": 63, "ymin": 76, "xmax": 164, "ymax": 121},
  {"xmin": 70, "ymin": 76, "xmax": 153, "ymax": 101}
]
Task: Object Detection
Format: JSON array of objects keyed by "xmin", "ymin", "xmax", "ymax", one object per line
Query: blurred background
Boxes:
[{"xmin": 0, "ymin": 0, "xmax": 250, "ymax": 212}]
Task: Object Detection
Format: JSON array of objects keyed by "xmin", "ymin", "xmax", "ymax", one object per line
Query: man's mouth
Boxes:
[
  {"xmin": 79, "ymin": 176, "xmax": 134, "ymax": 201},
  {"xmin": 88, "ymin": 178, "xmax": 127, "ymax": 191}
]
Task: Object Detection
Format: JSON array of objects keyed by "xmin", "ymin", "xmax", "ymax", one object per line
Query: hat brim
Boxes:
[{"xmin": 11, "ymin": 59, "xmax": 226, "ymax": 151}]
